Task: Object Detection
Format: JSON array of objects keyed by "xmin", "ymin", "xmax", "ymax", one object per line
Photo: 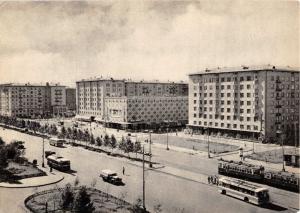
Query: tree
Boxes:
[
  {"xmin": 110, "ymin": 134, "xmax": 117, "ymax": 152},
  {"xmin": 90, "ymin": 135, "xmax": 95, "ymax": 145},
  {"xmin": 119, "ymin": 136, "xmax": 126, "ymax": 153},
  {"xmin": 60, "ymin": 126, "xmax": 67, "ymax": 139},
  {"xmin": 134, "ymin": 141, "xmax": 142, "ymax": 158},
  {"xmin": 61, "ymin": 183, "xmax": 74, "ymax": 210},
  {"xmin": 104, "ymin": 134, "xmax": 110, "ymax": 147},
  {"xmin": 96, "ymin": 137, "xmax": 102, "ymax": 147},
  {"xmin": 73, "ymin": 186, "xmax": 94, "ymax": 213},
  {"xmin": 124, "ymin": 137, "xmax": 134, "ymax": 157},
  {"xmin": 84, "ymin": 129, "xmax": 90, "ymax": 142}
]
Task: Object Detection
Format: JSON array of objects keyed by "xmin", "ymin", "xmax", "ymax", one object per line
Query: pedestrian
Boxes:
[
  {"xmin": 208, "ymin": 176, "xmax": 211, "ymax": 184},
  {"xmin": 122, "ymin": 166, "xmax": 125, "ymax": 175},
  {"xmin": 50, "ymin": 166, "xmax": 53, "ymax": 173}
]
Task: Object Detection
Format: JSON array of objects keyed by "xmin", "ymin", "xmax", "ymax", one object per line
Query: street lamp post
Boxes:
[
  {"xmin": 166, "ymin": 128, "xmax": 169, "ymax": 150},
  {"xmin": 142, "ymin": 146, "xmax": 146, "ymax": 211},
  {"xmin": 149, "ymin": 131, "xmax": 152, "ymax": 168},
  {"xmin": 277, "ymin": 130, "xmax": 285, "ymax": 172},
  {"xmin": 207, "ymin": 128, "xmax": 210, "ymax": 158},
  {"xmin": 42, "ymin": 136, "xmax": 45, "ymax": 167}
]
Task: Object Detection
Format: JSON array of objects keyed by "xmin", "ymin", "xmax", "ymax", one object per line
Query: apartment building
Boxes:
[
  {"xmin": 188, "ymin": 65, "xmax": 300, "ymax": 144},
  {"xmin": 76, "ymin": 78, "xmax": 188, "ymax": 130},
  {"xmin": 0, "ymin": 83, "xmax": 67, "ymax": 118},
  {"xmin": 66, "ymin": 88, "xmax": 76, "ymax": 111}
]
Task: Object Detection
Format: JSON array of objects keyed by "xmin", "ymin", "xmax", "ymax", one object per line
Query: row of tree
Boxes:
[{"xmin": 0, "ymin": 116, "xmax": 143, "ymax": 158}]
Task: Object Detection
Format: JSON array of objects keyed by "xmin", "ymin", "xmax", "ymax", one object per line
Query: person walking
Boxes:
[
  {"xmin": 208, "ymin": 176, "xmax": 211, "ymax": 184},
  {"xmin": 122, "ymin": 166, "xmax": 125, "ymax": 175}
]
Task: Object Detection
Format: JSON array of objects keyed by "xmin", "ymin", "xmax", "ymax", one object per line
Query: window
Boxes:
[
  {"xmin": 247, "ymin": 93, "xmax": 251, "ymax": 98},
  {"xmin": 247, "ymin": 76, "xmax": 251, "ymax": 81},
  {"xmin": 227, "ymin": 108, "xmax": 231, "ymax": 113},
  {"xmin": 247, "ymin": 117, "xmax": 251, "ymax": 121},
  {"xmin": 240, "ymin": 85, "xmax": 244, "ymax": 90},
  {"xmin": 227, "ymin": 101, "xmax": 231, "ymax": 105},
  {"xmin": 194, "ymin": 93, "xmax": 197, "ymax": 97},
  {"xmin": 227, "ymin": 93, "xmax": 231, "ymax": 97},
  {"xmin": 240, "ymin": 77, "xmax": 244, "ymax": 81},
  {"xmin": 240, "ymin": 93, "xmax": 244, "ymax": 98},
  {"xmin": 227, "ymin": 85, "xmax": 231, "ymax": 89},
  {"xmin": 247, "ymin": 84, "xmax": 251, "ymax": 89},
  {"xmin": 240, "ymin": 116, "xmax": 244, "ymax": 121},
  {"xmin": 247, "ymin": 101, "xmax": 251, "ymax": 105},
  {"xmin": 227, "ymin": 116, "xmax": 231, "ymax": 120},
  {"xmin": 240, "ymin": 101, "xmax": 244, "ymax": 105}
]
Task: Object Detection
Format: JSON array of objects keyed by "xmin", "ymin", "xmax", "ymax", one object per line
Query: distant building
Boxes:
[
  {"xmin": 76, "ymin": 78, "xmax": 188, "ymax": 130},
  {"xmin": 188, "ymin": 65, "xmax": 300, "ymax": 145},
  {"xmin": 66, "ymin": 88, "xmax": 76, "ymax": 111},
  {"xmin": 0, "ymin": 83, "xmax": 67, "ymax": 118}
]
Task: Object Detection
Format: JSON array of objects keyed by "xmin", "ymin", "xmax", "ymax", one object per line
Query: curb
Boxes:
[{"xmin": 0, "ymin": 175, "xmax": 64, "ymax": 189}]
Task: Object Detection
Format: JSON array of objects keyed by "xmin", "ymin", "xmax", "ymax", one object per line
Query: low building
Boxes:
[{"xmin": 0, "ymin": 83, "xmax": 67, "ymax": 118}]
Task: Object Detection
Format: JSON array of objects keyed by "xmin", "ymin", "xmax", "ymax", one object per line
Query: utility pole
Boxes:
[
  {"xmin": 142, "ymin": 146, "xmax": 146, "ymax": 211},
  {"xmin": 166, "ymin": 127, "xmax": 169, "ymax": 150},
  {"xmin": 42, "ymin": 136, "xmax": 45, "ymax": 167},
  {"xmin": 207, "ymin": 128, "xmax": 210, "ymax": 158},
  {"xmin": 149, "ymin": 131, "xmax": 152, "ymax": 168}
]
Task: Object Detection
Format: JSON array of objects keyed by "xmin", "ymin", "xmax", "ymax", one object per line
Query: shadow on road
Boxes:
[
  {"xmin": 64, "ymin": 169, "xmax": 77, "ymax": 176},
  {"xmin": 260, "ymin": 203, "xmax": 287, "ymax": 211}
]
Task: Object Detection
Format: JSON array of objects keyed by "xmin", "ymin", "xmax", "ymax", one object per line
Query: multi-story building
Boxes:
[
  {"xmin": 76, "ymin": 78, "xmax": 188, "ymax": 129},
  {"xmin": 188, "ymin": 65, "xmax": 300, "ymax": 145},
  {"xmin": 0, "ymin": 83, "xmax": 67, "ymax": 118},
  {"xmin": 66, "ymin": 88, "xmax": 76, "ymax": 111}
]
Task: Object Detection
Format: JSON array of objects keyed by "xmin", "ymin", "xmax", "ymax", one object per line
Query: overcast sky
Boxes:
[{"xmin": 0, "ymin": 0, "xmax": 299, "ymax": 87}]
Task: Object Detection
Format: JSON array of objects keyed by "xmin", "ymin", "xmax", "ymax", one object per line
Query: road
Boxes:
[{"xmin": 0, "ymin": 127, "xmax": 299, "ymax": 213}]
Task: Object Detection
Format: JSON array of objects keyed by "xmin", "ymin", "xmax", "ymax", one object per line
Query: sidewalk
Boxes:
[{"xmin": 0, "ymin": 167, "xmax": 64, "ymax": 188}]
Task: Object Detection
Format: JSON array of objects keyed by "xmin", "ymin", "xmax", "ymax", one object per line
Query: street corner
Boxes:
[{"xmin": 0, "ymin": 172, "xmax": 64, "ymax": 188}]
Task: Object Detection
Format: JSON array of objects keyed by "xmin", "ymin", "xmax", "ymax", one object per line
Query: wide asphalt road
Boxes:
[{"xmin": 0, "ymin": 128, "xmax": 298, "ymax": 213}]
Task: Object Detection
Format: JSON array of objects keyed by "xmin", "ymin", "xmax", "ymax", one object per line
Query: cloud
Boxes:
[{"xmin": 0, "ymin": 0, "xmax": 298, "ymax": 87}]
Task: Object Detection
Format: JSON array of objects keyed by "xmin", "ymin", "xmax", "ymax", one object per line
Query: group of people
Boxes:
[{"xmin": 208, "ymin": 175, "xmax": 219, "ymax": 185}]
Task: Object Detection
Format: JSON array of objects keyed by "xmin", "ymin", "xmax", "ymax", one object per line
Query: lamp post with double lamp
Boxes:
[{"xmin": 276, "ymin": 130, "xmax": 285, "ymax": 172}]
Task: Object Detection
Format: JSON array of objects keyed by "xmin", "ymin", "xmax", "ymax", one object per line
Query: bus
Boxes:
[
  {"xmin": 218, "ymin": 177, "xmax": 270, "ymax": 206},
  {"xmin": 47, "ymin": 155, "xmax": 70, "ymax": 171},
  {"xmin": 49, "ymin": 138, "xmax": 65, "ymax": 147}
]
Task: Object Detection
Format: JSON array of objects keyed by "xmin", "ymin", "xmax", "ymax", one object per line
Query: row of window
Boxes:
[
  {"xmin": 194, "ymin": 100, "xmax": 253, "ymax": 106},
  {"xmin": 193, "ymin": 120, "xmax": 259, "ymax": 130},
  {"xmin": 194, "ymin": 92, "xmax": 253, "ymax": 98},
  {"xmin": 193, "ymin": 114, "xmax": 257, "ymax": 121},
  {"xmin": 194, "ymin": 84, "xmax": 253, "ymax": 91}
]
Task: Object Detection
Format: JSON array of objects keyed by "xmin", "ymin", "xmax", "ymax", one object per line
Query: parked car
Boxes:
[{"xmin": 100, "ymin": 169, "xmax": 122, "ymax": 185}]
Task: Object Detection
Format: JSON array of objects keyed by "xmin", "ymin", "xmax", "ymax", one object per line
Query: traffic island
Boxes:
[
  {"xmin": 25, "ymin": 186, "xmax": 148, "ymax": 213},
  {"xmin": 0, "ymin": 171, "xmax": 64, "ymax": 188}
]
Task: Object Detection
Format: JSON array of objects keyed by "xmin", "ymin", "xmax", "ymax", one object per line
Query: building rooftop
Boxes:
[
  {"xmin": 0, "ymin": 83, "xmax": 64, "ymax": 87},
  {"xmin": 189, "ymin": 65, "xmax": 300, "ymax": 76},
  {"xmin": 76, "ymin": 77, "xmax": 187, "ymax": 85}
]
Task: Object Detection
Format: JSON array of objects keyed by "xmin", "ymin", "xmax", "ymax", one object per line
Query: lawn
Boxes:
[
  {"xmin": 26, "ymin": 187, "xmax": 138, "ymax": 213},
  {"xmin": 246, "ymin": 147, "xmax": 299, "ymax": 163},
  {"xmin": 151, "ymin": 134, "xmax": 239, "ymax": 154},
  {"xmin": 0, "ymin": 161, "xmax": 46, "ymax": 183}
]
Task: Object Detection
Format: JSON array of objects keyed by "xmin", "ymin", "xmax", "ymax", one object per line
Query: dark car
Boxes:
[{"xmin": 45, "ymin": 151, "xmax": 56, "ymax": 158}]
